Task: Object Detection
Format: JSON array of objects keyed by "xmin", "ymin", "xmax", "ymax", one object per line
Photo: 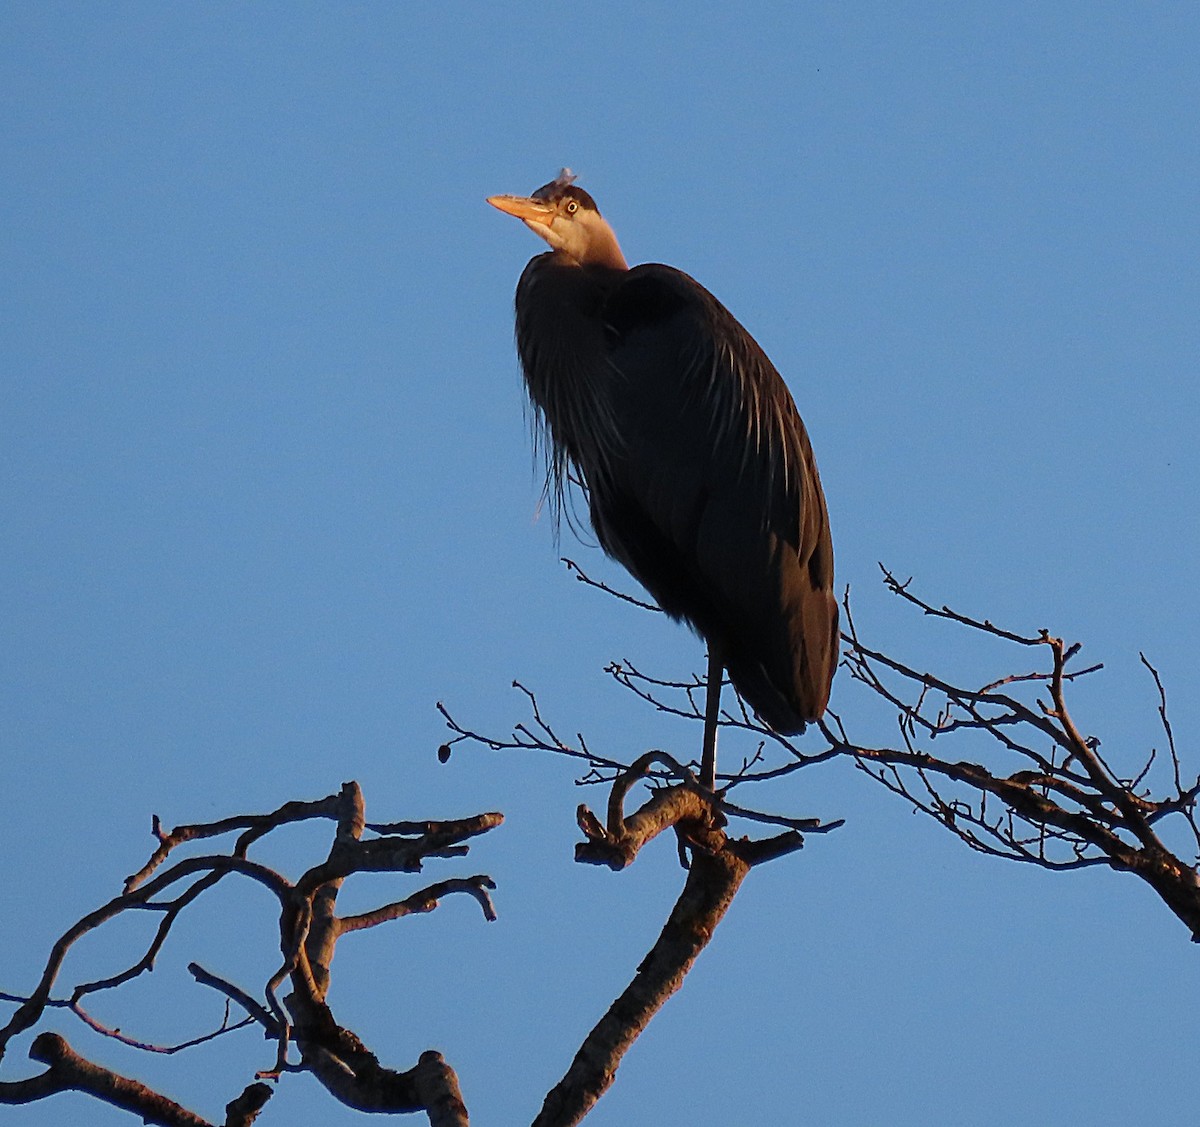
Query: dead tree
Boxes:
[
  {"xmin": 4, "ymin": 563, "xmax": 1192, "ymax": 1124},
  {"xmin": 0, "ymin": 761, "xmax": 838, "ymax": 1127},
  {"xmin": 436, "ymin": 557, "xmax": 1196, "ymax": 1117}
]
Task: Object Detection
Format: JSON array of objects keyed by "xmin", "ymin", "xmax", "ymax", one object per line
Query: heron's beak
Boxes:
[{"xmin": 486, "ymin": 194, "xmax": 556, "ymax": 228}]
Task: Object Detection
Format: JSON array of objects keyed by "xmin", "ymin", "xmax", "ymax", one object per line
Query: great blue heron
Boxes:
[{"xmin": 489, "ymin": 170, "xmax": 836, "ymax": 791}]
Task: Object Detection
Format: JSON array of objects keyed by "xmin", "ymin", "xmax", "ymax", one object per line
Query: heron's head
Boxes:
[{"xmin": 488, "ymin": 169, "xmax": 628, "ymax": 270}]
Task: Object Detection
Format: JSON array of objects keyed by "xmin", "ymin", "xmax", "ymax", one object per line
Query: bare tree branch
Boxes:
[
  {"xmin": 1, "ymin": 1032, "xmax": 222, "ymax": 1126},
  {"xmin": 561, "ymin": 557, "xmax": 662, "ymax": 613},
  {"xmin": 1, "ymin": 782, "xmax": 501, "ymax": 1126},
  {"xmin": 833, "ymin": 569, "xmax": 1200, "ymax": 939}
]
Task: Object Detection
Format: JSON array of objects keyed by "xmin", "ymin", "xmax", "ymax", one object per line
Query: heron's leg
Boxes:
[{"xmin": 699, "ymin": 645, "xmax": 723, "ymax": 791}]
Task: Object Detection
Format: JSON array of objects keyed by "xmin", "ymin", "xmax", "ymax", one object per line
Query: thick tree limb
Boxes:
[
  {"xmin": 2, "ymin": 1033, "xmax": 218, "ymax": 1126},
  {"xmin": 532, "ymin": 846, "xmax": 750, "ymax": 1127},
  {"xmin": 530, "ymin": 762, "xmax": 814, "ymax": 1127}
]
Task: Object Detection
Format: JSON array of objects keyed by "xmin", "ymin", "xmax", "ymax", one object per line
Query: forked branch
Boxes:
[{"xmin": 535, "ymin": 766, "xmax": 809, "ymax": 1127}]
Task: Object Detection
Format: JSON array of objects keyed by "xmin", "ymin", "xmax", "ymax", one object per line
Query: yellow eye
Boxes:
[{"xmin": 565, "ymin": 199, "xmax": 578, "ymax": 215}]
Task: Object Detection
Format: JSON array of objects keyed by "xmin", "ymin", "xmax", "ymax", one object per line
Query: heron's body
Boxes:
[{"xmin": 489, "ymin": 172, "xmax": 836, "ymax": 778}]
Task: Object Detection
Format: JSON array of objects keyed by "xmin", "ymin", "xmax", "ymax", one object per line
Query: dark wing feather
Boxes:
[{"xmin": 588, "ymin": 264, "xmax": 837, "ymax": 733}]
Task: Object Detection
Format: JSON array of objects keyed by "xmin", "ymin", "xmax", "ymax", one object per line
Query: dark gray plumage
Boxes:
[{"xmin": 489, "ymin": 171, "xmax": 836, "ymax": 782}]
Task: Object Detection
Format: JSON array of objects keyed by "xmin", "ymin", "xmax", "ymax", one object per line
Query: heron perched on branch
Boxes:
[{"xmin": 489, "ymin": 170, "xmax": 836, "ymax": 791}]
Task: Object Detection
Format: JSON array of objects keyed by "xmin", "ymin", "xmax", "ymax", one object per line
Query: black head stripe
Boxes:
[{"xmin": 531, "ymin": 178, "xmax": 600, "ymax": 214}]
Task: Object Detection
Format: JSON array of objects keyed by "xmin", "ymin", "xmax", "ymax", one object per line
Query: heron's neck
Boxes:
[
  {"xmin": 590, "ymin": 224, "xmax": 629, "ymax": 271},
  {"xmin": 555, "ymin": 221, "xmax": 628, "ymax": 271}
]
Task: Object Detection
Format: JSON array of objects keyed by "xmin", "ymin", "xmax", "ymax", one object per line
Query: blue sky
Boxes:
[{"xmin": 3, "ymin": 4, "xmax": 1198, "ymax": 1124}]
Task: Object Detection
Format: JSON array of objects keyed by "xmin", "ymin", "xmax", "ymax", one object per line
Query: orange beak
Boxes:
[{"xmin": 486, "ymin": 194, "xmax": 556, "ymax": 226}]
